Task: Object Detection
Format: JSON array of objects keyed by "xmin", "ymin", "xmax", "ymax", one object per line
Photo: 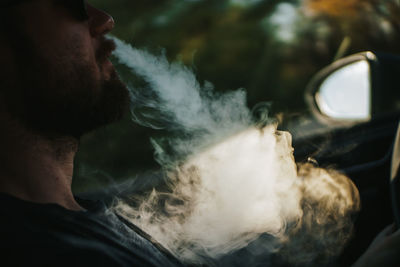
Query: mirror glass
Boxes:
[{"xmin": 315, "ymin": 60, "xmax": 371, "ymax": 121}]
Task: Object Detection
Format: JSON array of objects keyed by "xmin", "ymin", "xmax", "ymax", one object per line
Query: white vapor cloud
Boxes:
[{"xmin": 110, "ymin": 37, "xmax": 360, "ymax": 266}]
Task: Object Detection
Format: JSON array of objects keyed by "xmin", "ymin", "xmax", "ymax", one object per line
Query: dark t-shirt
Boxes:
[{"xmin": 0, "ymin": 193, "xmax": 183, "ymax": 267}]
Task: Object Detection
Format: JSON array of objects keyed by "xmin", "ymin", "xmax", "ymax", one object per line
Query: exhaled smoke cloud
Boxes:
[{"xmin": 110, "ymin": 37, "xmax": 360, "ymax": 266}]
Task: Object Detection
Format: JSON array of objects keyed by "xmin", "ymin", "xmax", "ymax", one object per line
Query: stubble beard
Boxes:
[{"xmin": 4, "ymin": 36, "xmax": 130, "ymax": 140}]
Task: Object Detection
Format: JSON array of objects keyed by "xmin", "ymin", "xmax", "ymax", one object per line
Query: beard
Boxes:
[{"xmin": 3, "ymin": 33, "xmax": 130, "ymax": 139}]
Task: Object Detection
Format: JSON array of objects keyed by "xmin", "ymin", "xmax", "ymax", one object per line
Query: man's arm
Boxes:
[{"xmin": 352, "ymin": 224, "xmax": 400, "ymax": 267}]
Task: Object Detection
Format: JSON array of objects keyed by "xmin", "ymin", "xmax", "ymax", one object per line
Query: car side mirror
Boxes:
[{"xmin": 306, "ymin": 51, "xmax": 400, "ymax": 125}]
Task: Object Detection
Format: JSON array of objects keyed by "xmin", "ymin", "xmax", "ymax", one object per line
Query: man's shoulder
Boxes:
[
  {"xmin": 0, "ymin": 193, "xmax": 182, "ymax": 267},
  {"xmin": 1, "ymin": 236, "xmax": 156, "ymax": 267}
]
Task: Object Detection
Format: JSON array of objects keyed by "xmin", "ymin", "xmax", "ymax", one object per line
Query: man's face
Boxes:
[{"xmin": 0, "ymin": 0, "xmax": 129, "ymax": 138}]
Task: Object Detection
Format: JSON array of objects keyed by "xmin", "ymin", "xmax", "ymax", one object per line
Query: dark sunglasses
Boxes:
[{"xmin": 1, "ymin": 0, "xmax": 89, "ymax": 21}]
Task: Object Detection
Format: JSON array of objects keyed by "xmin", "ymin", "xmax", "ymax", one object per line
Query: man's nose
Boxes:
[{"xmin": 87, "ymin": 5, "xmax": 115, "ymax": 37}]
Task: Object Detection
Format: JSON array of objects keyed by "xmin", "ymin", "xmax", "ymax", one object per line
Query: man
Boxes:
[
  {"xmin": 0, "ymin": 1, "xmax": 399, "ymax": 267},
  {"xmin": 0, "ymin": 0, "xmax": 182, "ymax": 266}
]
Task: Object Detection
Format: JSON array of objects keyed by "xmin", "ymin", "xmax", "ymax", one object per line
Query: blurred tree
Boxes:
[{"xmin": 305, "ymin": 0, "xmax": 373, "ymax": 18}]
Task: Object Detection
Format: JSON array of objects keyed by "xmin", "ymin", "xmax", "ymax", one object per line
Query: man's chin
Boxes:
[
  {"xmin": 75, "ymin": 74, "xmax": 130, "ymax": 137},
  {"xmin": 20, "ymin": 71, "xmax": 130, "ymax": 140},
  {"xmin": 101, "ymin": 60, "xmax": 116, "ymax": 81}
]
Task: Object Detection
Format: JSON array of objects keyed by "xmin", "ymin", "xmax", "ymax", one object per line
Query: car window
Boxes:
[{"xmin": 74, "ymin": 0, "xmax": 400, "ymax": 192}]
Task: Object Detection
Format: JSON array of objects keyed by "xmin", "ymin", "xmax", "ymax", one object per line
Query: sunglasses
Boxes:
[{"xmin": 1, "ymin": 0, "xmax": 89, "ymax": 21}]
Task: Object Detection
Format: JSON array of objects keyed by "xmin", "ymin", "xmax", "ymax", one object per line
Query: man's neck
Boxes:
[{"xmin": 0, "ymin": 117, "xmax": 83, "ymax": 211}]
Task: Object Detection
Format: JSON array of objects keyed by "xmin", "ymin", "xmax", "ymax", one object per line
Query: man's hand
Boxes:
[{"xmin": 352, "ymin": 224, "xmax": 400, "ymax": 267}]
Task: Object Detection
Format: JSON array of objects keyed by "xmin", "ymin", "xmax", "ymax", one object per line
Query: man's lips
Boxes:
[{"xmin": 96, "ymin": 38, "xmax": 117, "ymax": 65}]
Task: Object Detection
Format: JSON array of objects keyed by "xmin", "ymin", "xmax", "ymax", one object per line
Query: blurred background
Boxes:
[{"xmin": 72, "ymin": 0, "xmax": 400, "ymax": 193}]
